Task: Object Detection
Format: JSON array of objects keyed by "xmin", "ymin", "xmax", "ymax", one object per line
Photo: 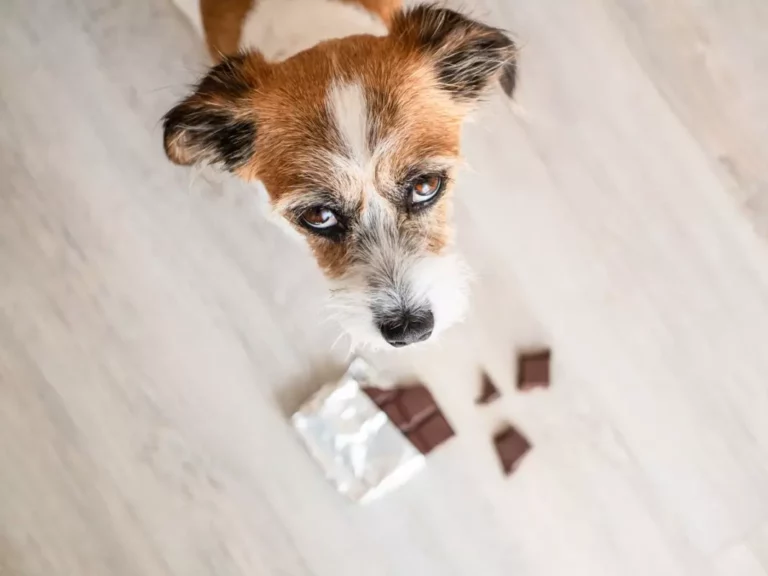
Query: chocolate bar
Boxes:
[
  {"xmin": 493, "ymin": 424, "xmax": 531, "ymax": 475},
  {"xmin": 292, "ymin": 359, "xmax": 425, "ymax": 502},
  {"xmin": 476, "ymin": 371, "xmax": 500, "ymax": 405},
  {"xmin": 364, "ymin": 383, "xmax": 454, "ymax": 455},
  {"xmin": 516, "ymin": 349, "xmax": 551, "ymax": 390}
]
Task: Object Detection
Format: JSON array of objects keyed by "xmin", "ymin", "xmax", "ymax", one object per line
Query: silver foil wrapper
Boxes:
[{"xmin": 292, "ymin": 358, "xmax": 425, "ymax": 503}]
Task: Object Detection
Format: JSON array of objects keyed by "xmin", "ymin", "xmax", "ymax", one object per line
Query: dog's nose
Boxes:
[{"xmin": 378, "ymin": 310, "xmax": 434, "ymax": 347}]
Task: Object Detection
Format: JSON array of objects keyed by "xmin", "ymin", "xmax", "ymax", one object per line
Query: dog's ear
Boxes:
[
  {"xmin": 392, "ymin": 5, "xmax": 517, "ymax": 100},
  {"xmin": 163, "ymin": 54, "xmax": 266, "ymax": 171}
]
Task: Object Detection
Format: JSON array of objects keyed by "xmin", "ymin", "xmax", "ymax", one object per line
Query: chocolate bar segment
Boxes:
[
  {"xmin": 493, "ymin": 424, "xmax": 531, "ymax": 475},
  {"xmin": 406, "ymin": 413, "xmax": 454, "ymax": 455},
  {"xmin": 516, "ymin": 349, "xmax": 551, "ymax": 390},
  {"xmin": 476, "ymin": 371, "xmax": 500, "ymax": 405},
  {"xmin": 363, "ymin": 383, "xmax": 455, "ymax": 455}
]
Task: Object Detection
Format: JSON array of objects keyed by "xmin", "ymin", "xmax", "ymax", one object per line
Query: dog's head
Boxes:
[{"xmin": 163, "ymin": 5, "xmax": 516, "ymax": 348}]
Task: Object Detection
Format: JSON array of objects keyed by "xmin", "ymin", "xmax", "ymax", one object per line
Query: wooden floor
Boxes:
[{"xmin": 2, "ymin": 0, "xmax": 768, "ymax": 574}]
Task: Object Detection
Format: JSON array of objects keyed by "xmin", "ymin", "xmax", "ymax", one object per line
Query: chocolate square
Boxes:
[
  {"xmin": 398, "ymin": 385, "xmax": 437, "ymax": 425},
  {"xmin": 493, "ymin": 424, "xmax": 531, "ymax": 475},
  {"xmin": 476, "ymin": 371, "xmax": 500, "ymax": 405},
  {"xmin": 516, "ymin": 349, "xmax": 551, "ymax": 390},
  {"xmin": 406, "ymin": 413, "xmax": 455, "ymax": 455},
  {"xmin": 363, "ymin": 383, "xmax": 454, "ymax": 455}
]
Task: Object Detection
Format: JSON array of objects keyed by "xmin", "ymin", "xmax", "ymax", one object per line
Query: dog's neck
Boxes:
[{"xmin": 239, "ymin": 0, "xmax": 388, "ymax": 61}]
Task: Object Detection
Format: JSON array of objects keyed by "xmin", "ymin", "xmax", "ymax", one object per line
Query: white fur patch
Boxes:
[
  {"xmin": 326, "ymin": 81, "xmax": 393, "ymax": 214},
  {"xmin": 327, "ymin": 82, "xmax": 370, "ymax": 166},
  {"xmin": 406, "ymin": 253, "xmax": 470, "ymax": 336},
  {"xmin": 327, "ymin": 229, "xmax": 471, "ymax": 350},
  {"xmin": 239, "ymin": 0, "xmax": 388, "ymax": 61}
]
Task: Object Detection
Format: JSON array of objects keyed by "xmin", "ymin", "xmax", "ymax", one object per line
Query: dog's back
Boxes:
[{"xmin": 173, "ymin": 0, "xmax": 397, "ymax": 62}]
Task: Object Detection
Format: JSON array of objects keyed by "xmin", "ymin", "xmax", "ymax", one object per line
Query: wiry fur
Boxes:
[
  {"xmin": 326, "ymin": 216, "xmax": 471, "ymax": 348},
  {"xmin": 392, "ymin": 5, "xmax": 518, "ymax": 100},
  {"xmin": 164, "ymin": 1, "xmax": 517, "ymax": 348},
  {"xmin": 163, "ymin": 54, "xmax": 262, "ymax": 170}
]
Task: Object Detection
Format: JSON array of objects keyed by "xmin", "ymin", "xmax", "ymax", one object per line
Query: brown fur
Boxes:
[
  {"xmin": 201, "ymin": 0, "xmax": 254, "ymax": 60},
  {"xmin": 166, "ymin": 5, "xmax": 516, "ymax": 282},
  {"xmin": 227, "ymin": 36, "xmax": 463, "ymax": 277}
]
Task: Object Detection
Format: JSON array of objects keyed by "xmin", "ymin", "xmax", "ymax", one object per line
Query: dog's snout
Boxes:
[{"xmin": 378, "ymin": 310, "xmax": 434, "ymax": 347}]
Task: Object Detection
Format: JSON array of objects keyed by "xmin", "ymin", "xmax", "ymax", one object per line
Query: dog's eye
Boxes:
[
  {"xmin": 301, "ymin": 207, "xmax": 338, "ymax": 229},
  {"xmin": 410, "ymin": 174, "xmax": 444, "ymax": 206}
]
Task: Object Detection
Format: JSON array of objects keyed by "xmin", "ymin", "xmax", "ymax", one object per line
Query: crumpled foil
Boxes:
[{"xmin": 292, "ymin": 358, "xmax": 425, "ymax": 503}]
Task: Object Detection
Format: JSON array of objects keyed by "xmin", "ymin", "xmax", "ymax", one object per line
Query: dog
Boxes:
[{"xmin": 164, "ymin": 0, "xmax": 517, "ymax": 348}]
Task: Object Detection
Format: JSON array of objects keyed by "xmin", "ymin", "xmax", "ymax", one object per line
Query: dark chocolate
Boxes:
[
  {"xmin": 476, "ymin": 371, "xmax": 500, "ymax": 405},
  {"xmin": 493, "ymin": 424, "xmax": 531, "ymax": 475},
  {"xmin": 363, "ymin": 383, "xmax": 455, "ymax": 455},
  {"xmin": 406, "ymin": 413, "xmax": 455, "ymax": 455},
  {"xmin": 516, "ymin": 349, "xmax": 551, "ymax": 390}
]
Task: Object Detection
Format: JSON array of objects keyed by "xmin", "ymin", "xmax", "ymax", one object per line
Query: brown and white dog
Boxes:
[{"xmin": 164, "ymin": 0, "xmax": 517, "ymax": 348}]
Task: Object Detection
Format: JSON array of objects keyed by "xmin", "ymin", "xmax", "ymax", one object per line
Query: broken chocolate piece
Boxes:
[
  {"xmin": 363, "ymin": 383, "xmax": 455, "ymax": 455},
  {"xmin": 516, "ymin": 349, "xmax": 551, "ymax": 390},
  {"xmin": 476, "ymin": 371, "xmax": 500, "ymax": 405},
  {"xmin": 493, "ymin": 424, "xmax": 531, "ymax": 475}
]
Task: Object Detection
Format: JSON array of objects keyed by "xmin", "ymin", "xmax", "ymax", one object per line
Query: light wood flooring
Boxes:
[{"xmin": 2, "ymin": 0, "xmax": 768, "ymax": 574}]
